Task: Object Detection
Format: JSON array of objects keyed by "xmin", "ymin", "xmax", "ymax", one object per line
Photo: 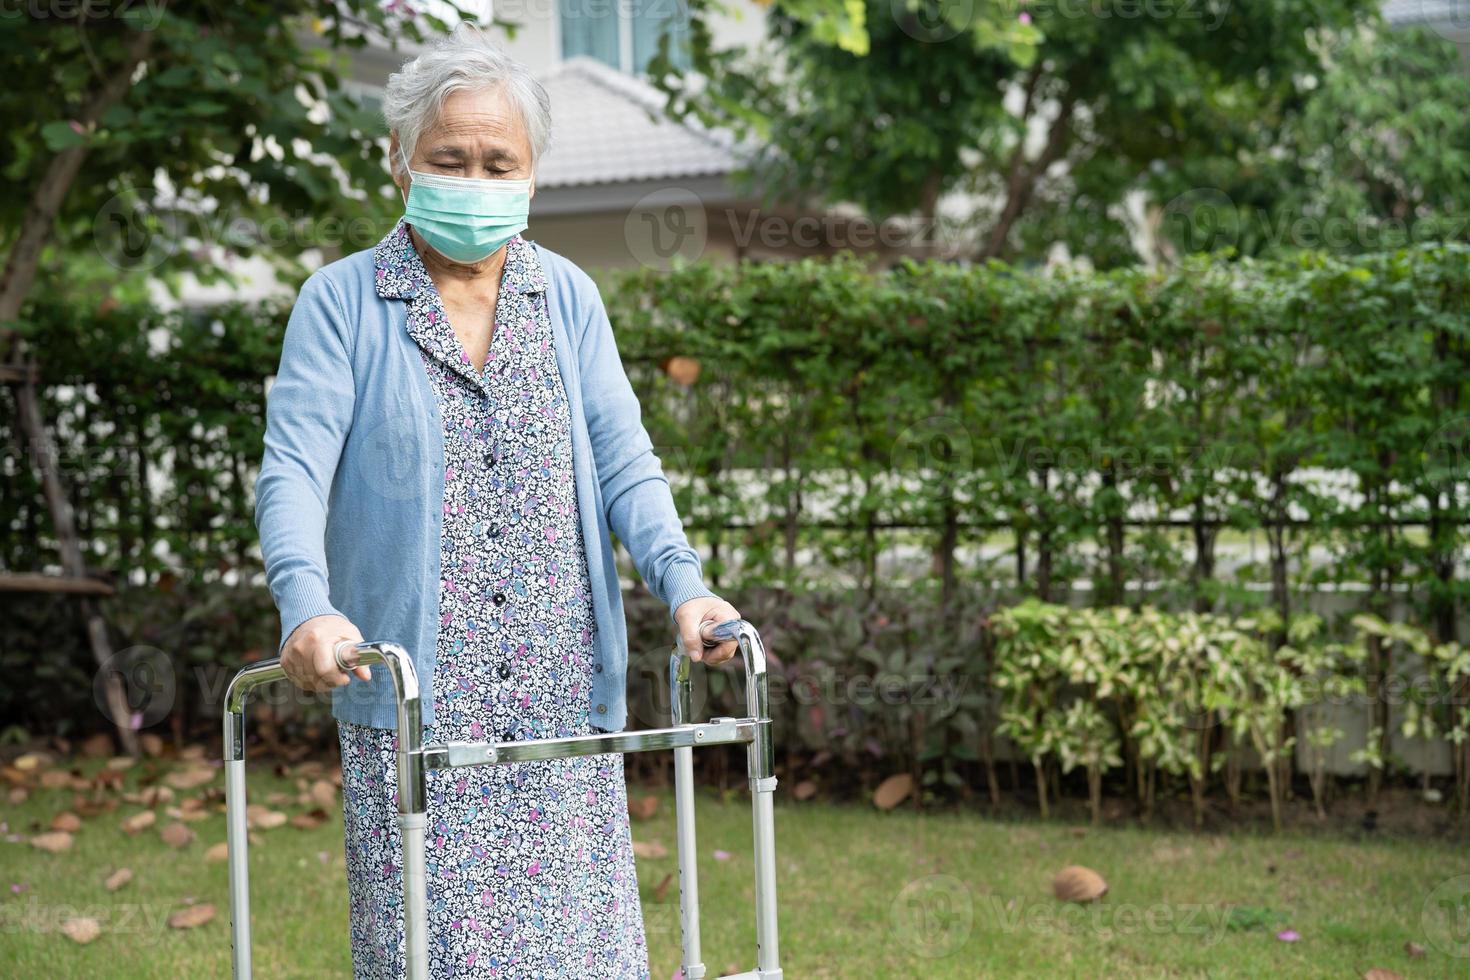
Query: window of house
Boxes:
[{"xmin": 559, "ymin": 0, "xmax": 690, "ymax": 74}]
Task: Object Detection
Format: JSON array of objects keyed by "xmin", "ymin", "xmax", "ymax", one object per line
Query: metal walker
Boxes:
[{"xmin": 223, "ymin": 619, "xmax": 782, "ymax": 979}]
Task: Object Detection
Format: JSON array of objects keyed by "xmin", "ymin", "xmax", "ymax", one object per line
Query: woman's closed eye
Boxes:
[{"xmin": 428, "ymin": 162, "xmax": 516, "ymax": 178}]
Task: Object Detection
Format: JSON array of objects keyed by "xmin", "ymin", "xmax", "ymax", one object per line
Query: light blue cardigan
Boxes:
[{"xmin": 255, "ymin": 239, "xmax": 714, "ymax": 732}]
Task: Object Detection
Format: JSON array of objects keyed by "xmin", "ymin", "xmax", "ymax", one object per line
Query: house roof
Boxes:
[
  {"xmin": 1381, "ymin": 0, "xmax": 1464, "ymax": 26},
  {"xmin": 535, "ymin": 57, "xmax": 742, "ymax": 189}
]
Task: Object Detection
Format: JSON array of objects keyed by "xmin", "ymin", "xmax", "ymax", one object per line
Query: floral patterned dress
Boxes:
[{"xmin": 336, "ymin": 223, "xmax": 648, "ymax": 978}]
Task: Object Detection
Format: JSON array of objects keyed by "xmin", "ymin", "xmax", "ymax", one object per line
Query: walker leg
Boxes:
[
  {"xmin": 672, "ymin": 620, "xmax": 785, "ymax": 979},
  {"xmin": 224, "ymin": 644, "xmax": 424, "ymax": 980},
  {"xmin": 674, "ymin": 744, "xmax": 706, "ymax": 980},
  {"xmin": 225, "ymin": 716, "xmax": 251, "ymax": 978},
  {"xmin": 741, "ymin": 626, "xmax": 782, "ymax": 979},
  {"xmin": 394, "ymin": 690, "xmax": 430, "ymax": 980},
  {"xmin": 750, "ymin": 780, "xmax": 781, "ymax": 977},
  {"xmin": 670, "ymin": 652, "xmax": 706, "ymax": 980},
  {"xmin": 401, "ymin": 811, "xmax": 429, "ymax": 979}
]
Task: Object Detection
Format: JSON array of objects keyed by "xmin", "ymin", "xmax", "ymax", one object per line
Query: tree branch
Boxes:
[
  {"xmin": 980, "ymin": 90, "xmax": 1076, "ymax": 262},
  {"xmin": 0, "ymin": 22, "xmax": 158, "ymax": 334}
]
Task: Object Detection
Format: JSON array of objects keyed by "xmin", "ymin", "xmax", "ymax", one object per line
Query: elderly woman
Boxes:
[{"xmin": 254, "ymin": 27, "xmax": 739, "ymax": 978}]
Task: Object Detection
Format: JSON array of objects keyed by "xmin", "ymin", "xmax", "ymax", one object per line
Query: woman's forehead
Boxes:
[{"xmin": 416, "ymin": 88, "xmax": 530, "ymax": 157}]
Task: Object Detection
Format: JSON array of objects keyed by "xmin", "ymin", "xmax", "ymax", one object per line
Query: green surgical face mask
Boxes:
[{"xmin": 399, "ymin": 147, "xmax": 531, "ymax": 264}]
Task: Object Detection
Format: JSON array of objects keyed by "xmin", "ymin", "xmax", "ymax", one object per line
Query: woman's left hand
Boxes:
[{"xmin": 673, "ymin": 596, "xmax": 742, "ymax": 666}]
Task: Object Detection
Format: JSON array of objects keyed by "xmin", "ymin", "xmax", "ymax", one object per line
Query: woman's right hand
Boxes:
[{"xmin": 281, "ymin": 614, "xmax": 372, "ymax": 692}]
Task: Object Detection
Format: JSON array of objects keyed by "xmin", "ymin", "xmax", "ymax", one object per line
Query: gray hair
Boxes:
[{"xmin": 383, "ymin": 24, "xmax": 552, "ymax": 175}]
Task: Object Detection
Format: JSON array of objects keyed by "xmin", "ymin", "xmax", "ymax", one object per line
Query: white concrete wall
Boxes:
[{"xmin": 355, "ymin": 1, "xmax": 771, "ymax": 84}]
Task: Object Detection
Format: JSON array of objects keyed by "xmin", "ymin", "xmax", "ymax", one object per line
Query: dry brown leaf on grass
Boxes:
[
  {"xmin": 161, "ymin": 822, "xmax": 196, "ymax": 849},
  {"xmin": 1053, "ymin": 865, "xmax": 1109, "ymax": 903},
  {"xmin": 139, "ymin": 733, "xmax": 165, "ymax": 757},
  {"xmin": 51, "ymin": 811, "xmax": 82, "ymax": 832},
  {"xmin": 180, "ymin": 795, "xmax": 212, "ymax": 820},
  {"xmin": 30, "ymin": 831, "xmax": 74, "ymax": 853},
  {"xmin": 205, "ymin": 842, "xmax": 230, "ymax": 862},
  {"xmin": 105, "ymin": 868, "xmax": 133, "ymax": 891},
  {"xmin": 627, "ymin": 795, "xmax": 659, "ymax": 821},
  {"xmin": 792, "ymin": 780, "xmax": 817, "ymax": 801},
  {"xmin": 61, "ymin": 917, "xmax": 101, "ymax": 944},
  {"xmin": 178, "ymin": 745, "xmax": 207, "ymax": 762},
  {"xmin": 93, "ymin": 769, "xmax": 125, "ymax": 791},
  {"xmin": 137, "ymin": 785, "xmax": 175, "ymax": 807},
  {"xmin": 165, "ymin": 767, "xmax": 216, "ymax": 790},
  {"xmin": 8, "ymin": 787, "xmax": 28, "ymax": 805},
  {"xmin": 249, "ymin": 810, "xmax": 287, "ymax": 830},
  {"xmin": 631, "ymin": 840, "xmax": 668, "ymax": 860},
  {"xmin": 291, "ymin": 808, "xmax": 329, "ymax": 830},
  {"xmin": 121, "ymin": 810, "xmax": 157, "ymax": 834},
  {"xmin": 73, "ymin": 797, "xmax": 114, "ymax": 818},
  {"xmin": 167, "ymin": 903, "xmax": 216, "ymax": 929},
  {"xmin": 872, "ymin": 773, "xmax": 914, "ymax": 811},
  {"xmin": 106, "ymin": 756, "xmax": 135, "ymax": 771},
  {"xmin": 80, "ymin": 733, "xmax": 114, "ymax": 758},
  {"xmin": 40, "ymin": 770, "xmax": 73, "ymax": 790},
  {"xmin": 1363, "ymin": 971, "xmax": 1404, "ymax": 980},
  {"xmin": 14, "ymin": 752, "xmax": 50, "ymax": 771},
  {"xmin": 310, "ymin": 780, "xmax": 337, "ymax": 808}
]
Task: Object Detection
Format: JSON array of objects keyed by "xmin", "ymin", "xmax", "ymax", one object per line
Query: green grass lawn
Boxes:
[{"xmin": 2, "ymin": 757, "xmax": 1467, "ymax": 978}]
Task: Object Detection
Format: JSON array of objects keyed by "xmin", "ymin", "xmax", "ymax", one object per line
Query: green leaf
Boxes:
[{"xmin": 39, "ymin": 120, "xmax": 85, "ymax": 151}]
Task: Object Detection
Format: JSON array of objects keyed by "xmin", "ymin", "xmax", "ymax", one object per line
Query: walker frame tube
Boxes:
[
  {"xmin": 224, "ymin": 641, "xmax": 427, "ymax": 979},
  {"xmin": 223, "ymin": 620, "xmax": 781, "ymax": 980}
]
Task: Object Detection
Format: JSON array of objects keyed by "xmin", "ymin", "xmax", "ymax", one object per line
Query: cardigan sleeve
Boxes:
[
  {"xmin": 254, "ymin": 271, "xmax": 355, "ymax": 650},
  {"xmin": 576, "ymin": 281, "xmax": 716, "ymax": 616}
]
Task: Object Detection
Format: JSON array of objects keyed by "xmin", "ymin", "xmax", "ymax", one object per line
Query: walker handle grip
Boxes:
[
  {"xmin": 333, "ymin": 638, "xmax": 373, "ymax": 673},
  {"xmin": 698, "ymin": 618, "xmax": 742, "ymax": 648}
]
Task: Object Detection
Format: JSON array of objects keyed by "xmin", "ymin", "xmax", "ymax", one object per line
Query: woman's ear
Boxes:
[{"xmin": 389, "ymin": 132, "xmax": 408, "ymax": 202}]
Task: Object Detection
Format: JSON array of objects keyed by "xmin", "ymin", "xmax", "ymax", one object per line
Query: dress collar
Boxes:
[{"xmin": 372, "ymin": 220, "xmax": 546, "ymax": 301}]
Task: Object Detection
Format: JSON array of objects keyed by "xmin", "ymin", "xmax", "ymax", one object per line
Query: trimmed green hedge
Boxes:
[
  {"xmin": 3, "ymin": 246, "xmax": 1469, "ymax": 822},
  {"xmin": 607, "ymin": 245, "xmax": 1470, "ymax": 638}
]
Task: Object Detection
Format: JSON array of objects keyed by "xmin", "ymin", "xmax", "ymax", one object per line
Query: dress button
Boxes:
[
  {"xmin": 492, "ymin": 592, "xmax": 506, "ymax": 606},
  {"xmin": 595, "ymin": 704, "xmax": 606, "ymax": 714},
  {"xmin": 498, "ymin": 665, "xmax": 511, "ymax": 680},
  {"xmin": 593, "ymin": 663, "xmax": 603, "ymax": 674}
]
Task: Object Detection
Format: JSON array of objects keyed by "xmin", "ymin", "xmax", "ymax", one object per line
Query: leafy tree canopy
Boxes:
[{"xmin": 666, "ymin": 0, "xmax": 1415, "ymax": 266}]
